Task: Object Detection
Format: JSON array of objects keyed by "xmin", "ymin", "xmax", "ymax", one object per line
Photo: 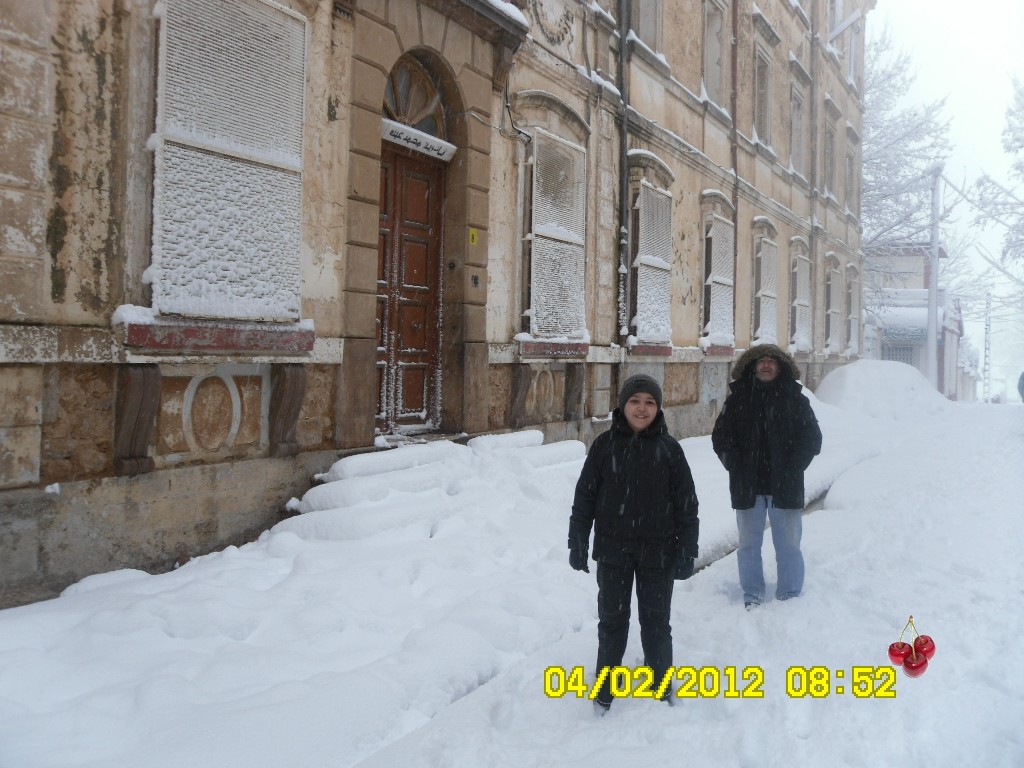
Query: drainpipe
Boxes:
[
  {"xmin": 808, "ymin": 2, "xmax": 820, "ymax": 362},
  {"xmin": 729, "ymin": 0, "xmax": 740, "ymax": 337},
  {"xmin": 617, "ymin": 0, "xmax": 631, "ymax": 341}
]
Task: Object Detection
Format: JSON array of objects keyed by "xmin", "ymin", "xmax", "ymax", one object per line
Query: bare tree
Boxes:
[
  {"xmin": 860, "ymin": 26, "xmax": 952, "ymax": 256},
  {"xmin": 972, "ymin": 78, "xmax": 1024, "ymax": 301}
]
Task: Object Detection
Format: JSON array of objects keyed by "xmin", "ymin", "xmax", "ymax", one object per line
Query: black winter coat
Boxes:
[
  {"xmin": 712, "ymin": 357, "xmax": 822, "ymax": 511},
  {"xmin": 569, "ymin": 410, "xmax": 699, "ymax": 569}
]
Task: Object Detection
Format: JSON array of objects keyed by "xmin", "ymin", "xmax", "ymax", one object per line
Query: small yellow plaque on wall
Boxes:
[{"xmin": 468, "ymin": 228, "xmax": 479, "ymax": 246}]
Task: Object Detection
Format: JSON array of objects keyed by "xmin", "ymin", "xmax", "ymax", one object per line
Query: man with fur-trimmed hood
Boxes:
[{"xmin": 712, "ymin": 344, "xmax": 822, "ymax": 609}]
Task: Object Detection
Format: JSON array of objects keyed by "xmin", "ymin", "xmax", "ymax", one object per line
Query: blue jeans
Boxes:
[{"xmin": 736, "ymin": 495, "xmax": 804, "ymax": 603}]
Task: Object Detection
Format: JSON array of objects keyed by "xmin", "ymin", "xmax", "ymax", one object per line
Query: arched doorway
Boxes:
[{"xmin": 376, "ymin": 56, "xmax": 454, "ymax": 434}]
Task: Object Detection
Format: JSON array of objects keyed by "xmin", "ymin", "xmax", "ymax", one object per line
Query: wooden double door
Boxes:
[{"xmin": 376, "ymin": 146, "xmax": 444, "ymax": 433}]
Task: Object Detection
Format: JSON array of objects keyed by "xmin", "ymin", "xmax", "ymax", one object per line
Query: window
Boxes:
[
  {"xmin": 631, "ymin": 182, "xmax": 673, "ymax": 343},
  {"xmin": 632, "ymin": 0, "xmax": 662, "ymax": 52},
  {"xmin": 847, "ymin": 23, "xmax": 860, "ymax": 85},
  {"xmin": 790, "ymin": 87, "xmax": 806, "ymax": 176},
  {"xmin": 150, "ymin": 0, "xmax": 306, "ymax": 321},
  {"xmin": 752, "ymin": 234, "xmax": 778, "ymax": 345},
  {"xmin": 704, "ymin": 0, "xmax": 727, "ymax": 106},
  {"xmin": 845, "ymin": 148, "xmax": 858, "ymax": 211},
  {"xmin": 701, "ymin": 213, "xmax": 735, "ymax": 348},
  {"xmin": 828, "ymin": 0, "xmax": 842, "ymax": 31},
  {"xmin": 790, "ymin": 242, "xmax": 811, "ymax": 352},
  {"xmin": 754, "ymin": 49, "xmax": 772, "ymax": 144},
  {"xmin": 825, "ymin": 255, "xmax": 842, "ymax": 353},
  {"xmin": 882, "ymin": 344, "xmax": 915, "ymax": 366},
  {"xmin": 824, "ymin": 121, "xmax": 837, "ymax": 195},
  {"xmin": 384, "ymin": 60, "xmax": 446, "ymax": 140},
  {"xmin": 526, "ymin": 128, "xmax": 587, "ymax": 339},
  {"xmin": 845, "ymin": 266, "xmax": 860, "ymax": 354}
]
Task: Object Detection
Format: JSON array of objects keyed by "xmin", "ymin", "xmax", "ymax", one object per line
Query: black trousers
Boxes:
[{"xmin": 593, "ymin": 555, "xmax": 675, "ymax": 705}]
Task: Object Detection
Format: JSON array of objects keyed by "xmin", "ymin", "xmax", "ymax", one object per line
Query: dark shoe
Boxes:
[
  {"xmin": 744, "ymin": 600, "xmax": 760, "ymax": 611},
  {"xmin": 593, "ymin": 699, "xmax": 611, "ymax": 717},
  {"xmin": 660, "ymin": 688, "xmax": 675, "ymax": 706}
]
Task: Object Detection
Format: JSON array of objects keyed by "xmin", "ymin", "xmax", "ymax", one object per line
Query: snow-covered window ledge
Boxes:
[
  {"xmin": 705, "ymin": 99, "xmax": 733, "ymax": 129},
  {"xmin": 626, "ymin": 32, "xmax": 672, "ymax": 79},
  {"xmin": 113, "ymin": 306, "xmax": 315, "ymax": 355},
  {"xmin": 754, "ymin": 140, "xmax": 777, "ymax": 163},
  {"xmin": 702, "ymin": 344, "xmax": 735, "ymax": 357}
]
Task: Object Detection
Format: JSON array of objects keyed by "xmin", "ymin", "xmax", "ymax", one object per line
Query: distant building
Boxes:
[{"xmin": 863, "ymin": 244, "xmax": 978, "ymax": 400}]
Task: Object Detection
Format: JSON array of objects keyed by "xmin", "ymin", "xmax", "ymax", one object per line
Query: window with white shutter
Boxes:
[
  {"xmin": 150, "ymin": 0, "xmax": 306, "ymax": 321},
  {"xmin": 790, "ymin": 86, "xmax": 806, "ymax": 176},
  {"xmin": 631, "ymin": 182, "xmax": 673, "ymax": 343},
  {"xmin": 845, "ymin": 265, "xmax": 860, "ymax": 354},
  {"xmin": 824, "ymin": 121, "xmax": 837, "ymax": 196},
  {"xmin": 790, "ymin": 246, "xmax": 811, "ymax": 352},
  {"xmin": 701, "ymin": 214, "xmax": 735, "ymax": 348},
  {"xmin": 753, "ymin": 237, "xmax": 778, "ymax": 345},
  {"xmin": 632, "ymin": 0, "xmax": 663, "ymax": 52},
  {"xmin": 825, "ymin": 256, "xmax": 842, "ymax": 353},
  {"xmin": 528, "ymin": 129, "xmax": 587, "ymax": 338},
  {"xmin": 847, "ymin": 23, "xmax": 860, "ymax": 85},
  {"xmin": 704, "ymin": 0, "xmax": 727, "ymax": 106},
  {"xmin": 845, "ymin": 149, "xmax": 858, "ymax": 211},
  {"xmin": 754, "ymin": 49, "xmax": 772, "ymax": 144}
]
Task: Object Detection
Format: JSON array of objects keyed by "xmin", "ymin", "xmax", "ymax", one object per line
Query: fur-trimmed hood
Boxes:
[{"xmin": 731, "ymin": 344, "xmax": 802, "ymax": 381}]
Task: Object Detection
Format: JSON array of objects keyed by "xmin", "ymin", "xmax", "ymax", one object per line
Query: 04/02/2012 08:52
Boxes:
[{"xmin": 542, "ymin": 664, "xmax": 898, "ymax": 700}]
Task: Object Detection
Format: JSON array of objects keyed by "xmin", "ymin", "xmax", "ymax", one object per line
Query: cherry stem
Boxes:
[{"xmin": 897, "ymin": 615, "xmax": 921, "ymax": 659}]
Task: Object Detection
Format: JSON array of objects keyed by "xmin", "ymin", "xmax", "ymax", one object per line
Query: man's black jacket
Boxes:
[{"xmin": 712, "ymin": 361, "xmax": 822, "ymax": 511}]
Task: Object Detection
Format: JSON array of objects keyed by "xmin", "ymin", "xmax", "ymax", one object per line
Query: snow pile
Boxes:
[{"xmin": 814, "ymin": 359, "xmax": 951, "ymax": 421}]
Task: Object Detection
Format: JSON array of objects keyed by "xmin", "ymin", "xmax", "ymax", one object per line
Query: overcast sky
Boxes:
[
  {"xmin": 869, "ymin": 0, "xmax": 1022, "ymax": 186},
  {"xmin": 868, "ymin": 0, "xmax": 1024, "ymax": 392}
]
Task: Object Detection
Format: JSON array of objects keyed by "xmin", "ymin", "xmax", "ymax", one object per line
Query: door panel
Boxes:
[
  {"xmin": 377, "ymin": 146, "xmax": 443, "ymax": 432},
  {"xmin": 398, "ymin": 364, "xmax": 427, "ymax": 416},
  {"xmin": 401, "ymin": 238, "xmax": 429, "ymax": 287},
  {"xmin": 399, "ymin": 302, "xmax": 427, "ymax": 350},
  {"xmin": 404, "ymin": 174, "xmax": 432, "ymax": 225}
]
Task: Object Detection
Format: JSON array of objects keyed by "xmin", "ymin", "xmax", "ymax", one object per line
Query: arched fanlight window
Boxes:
[{"xmin": 383, "ymin": 57, "xmax": 446, "ymax": 140}]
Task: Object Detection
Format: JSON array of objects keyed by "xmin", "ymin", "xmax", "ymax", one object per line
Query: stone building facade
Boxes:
[{"xmin": 0, "ymin": 0, "xmax": 873, "ymax": 606}]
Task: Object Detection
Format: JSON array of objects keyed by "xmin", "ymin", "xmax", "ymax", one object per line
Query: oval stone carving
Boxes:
[{"xmin": 191, "ymin": 376, "xmax": 234, "ymax": 451}]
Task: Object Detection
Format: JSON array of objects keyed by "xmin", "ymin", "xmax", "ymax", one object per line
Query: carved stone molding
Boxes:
[
  {"xmin": 528, "ymin": 0, "xmax": 573, "ymax": 45},
  {"xmin": 508, "ymin": 363, "xmax": 533, "ymax": 429},
  {"xmin": 269, "ymin": 364, "xmax": 307, "ymax": 458},
  {"xmin": 114, "ymin": 364, "xmax": 161, "ymax": 475},
  {"xmin": 563, "ymin": 363, "xmax": 584, "ymax": 421}
]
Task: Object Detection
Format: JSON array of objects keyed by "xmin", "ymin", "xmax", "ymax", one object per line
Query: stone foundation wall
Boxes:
[{"xmin": 0, "ymin": 449, "xmax": 340, "ymax": 608}]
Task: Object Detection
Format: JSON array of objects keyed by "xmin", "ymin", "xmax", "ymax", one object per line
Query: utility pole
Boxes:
[
  {"xmin": 925, "ymin": 163, "xmax": 942, "ymax": 390},
  {"xmin": 983, "ymin": 293, "xmax": 992, "ymax": 403}
]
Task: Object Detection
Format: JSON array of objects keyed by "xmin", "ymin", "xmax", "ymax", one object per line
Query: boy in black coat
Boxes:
[{"xmin": 568, "ymin": 374, "xmax": 700, "ymax": 714}]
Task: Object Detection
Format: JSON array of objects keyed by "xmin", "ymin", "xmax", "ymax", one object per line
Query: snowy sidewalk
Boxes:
[{"xmin": 0, "ymin": 361, "xmax": 1022, "ymax": 767}]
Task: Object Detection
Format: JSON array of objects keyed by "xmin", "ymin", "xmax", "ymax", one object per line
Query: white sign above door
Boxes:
[{"xmin": 381, "ymin": 118, "xmax": 457, "ymax": 162}]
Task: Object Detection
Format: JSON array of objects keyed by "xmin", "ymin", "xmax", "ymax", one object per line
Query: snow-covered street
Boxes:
[{"xmin": 1, "ymin": 360, "xmax": 1022, "ymax": 767}]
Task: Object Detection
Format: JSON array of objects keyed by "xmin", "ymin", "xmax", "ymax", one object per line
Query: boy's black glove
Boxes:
[
  {"xmin": 674, "ymin": 555, "xmax": 695, "ymax": 581},
  {"xmin": 568, "ymin": 536, "xmax": 590, "ymax": 573}
]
